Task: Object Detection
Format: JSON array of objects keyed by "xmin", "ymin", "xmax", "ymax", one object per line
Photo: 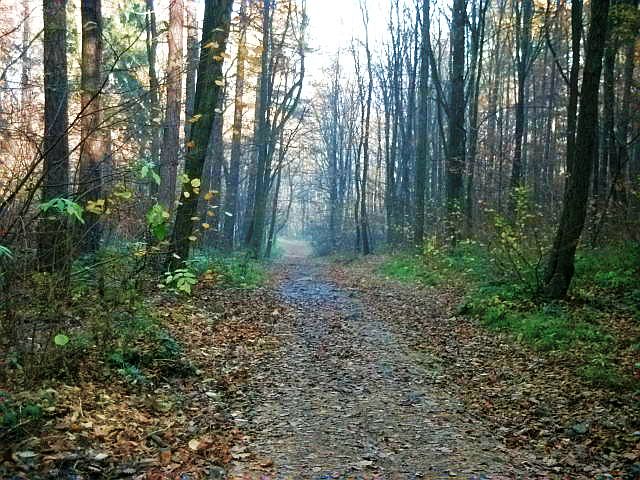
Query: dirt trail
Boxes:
[{"xmin": 229, "ymin": 255, "xmax": 529, "ymax": 479}]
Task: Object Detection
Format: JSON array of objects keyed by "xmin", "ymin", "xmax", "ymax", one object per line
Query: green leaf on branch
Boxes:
[{"xmin": 39, "ymin": 198, "xmax": 85, "ymax": 224}]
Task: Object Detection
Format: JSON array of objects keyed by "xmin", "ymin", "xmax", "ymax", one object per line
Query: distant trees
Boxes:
[
  {"xmin": 0, "ymin": 0, "xmax": 638, "ymax": 301},
  {"xmin": 244, "ymin": 0, "xmax": 306, "ymax": 258},
  {"xmin": 303, "ymin": 0, "xmax": 638, "ymax": 297}
]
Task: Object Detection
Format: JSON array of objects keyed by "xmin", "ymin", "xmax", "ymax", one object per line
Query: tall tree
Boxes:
[
  {"xmin": 446, "ymin": 0, "xmax": 466, "ymax": 245},
  {"xmin": 545, "ymin": 0, "xmax": 611, "ymax": 298},
  {"xmin": 170, "ymin": 0, "xmax": 233, "ymax": 264},
  {"xmin": 39, "ymin": 0, "xmax": 70, "ymax": 271},
  {"xmin": 359, "ymin": 1, "xmax": 373, "ymax": 255},
  {"xmin": 145, "ymin": 0, "xmax": 161, "ymax": 172},
  {"xmin": 158, "ymin": 0, "xmax": 184, "ymax": 212},
  {"xmin": 414, "ymin": 0, "xmax": 430, "ymax": 246},
  {"xmin": 465, "ymin": 0, "xmax": 489, "ymax": 233},
  {"xmin": 184, "ymin": 0, "xmax": 199, "ymax": 142},
  {"xmin": 508, "ymin": 0, "xmax": 534, "ymax": 213},
  {"xmin": 77, "ymin": 0, "xmax": 104, "ymax": 253},
  {"xmin": 222, "ymin": 0, "xmax": 249, "ymax": 250},
  {"xmin": 246, "ymin": 0, "xmax": 272, "ymax": 257}
]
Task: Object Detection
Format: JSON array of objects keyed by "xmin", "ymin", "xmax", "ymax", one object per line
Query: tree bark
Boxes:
[
  {"xmin": 184, "ymin": 0, "xmax": 199, "ymax": 143},
  {"xmin": 159, "ymin": 0, "xmax": 184, "ymax": 213},
  {"xmin": 145, "ymin": 0, "xmax": 160, "ymax": 177},
  {"xmin": 222, "ymin": 0, "xmax": 248, "ymax": 250},
  {"xmin": 414, "ymin": 0, "xmax": 430, "ymax": 246},
  {"xmin": 39, "ymin": 0, "xmax": 70, "ymax": 272},
  {"xmin": 170, "ymin": 0, "xmax": 233, "ymax": 264},
  {"xmin": 545, "ymin": 0, "xmax": 610, "ymax": 298},
  {"xmin": 446, "ymin": 0, "xmax": 466, "ymax": 246},
  {"xmin": 77, "ymin": 0, "xmax": 104, "ymax": 254}
]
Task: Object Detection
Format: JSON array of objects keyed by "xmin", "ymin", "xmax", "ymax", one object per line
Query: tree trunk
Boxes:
[
  {"xmin": 39, "ymin": 0, "xmax": 70, "ymax": 272},
  {"xmin": 601, "ymin": 38, "xmax": 617, "ymax": 200},
  {"xmin": 613, "ymin": 27, "xmax": 636, "ymax": 211},
  {"xmin": 170, "ymin": 0, "xmax": 233, "ymax": 265},
  {"xmin": 201, "ymin": 91, "xmax": 225, "ymax": 248},
  {"xmin": 509, "ymin": 0, "xmax": 533, "ymax": 215},
  {"xmin": 222, "ymin": 0, "xmax": 248, "ymax": 250},
  {"xmin": 159, "ymin": 0, "xmax": 184, "ymax": 213},
  {"xmin": 446, "ymin": 0, "xmax": 466, "ymax": 246},
  {"xmin": 77, "ymin": 0, "xmax": 104, "ymax": 254},
  {"xmin": 145, "ymin": 0, "xmax": 160, "ymax": 178},
  {"xmin": 414, "ymin": 0, "xmax": 430, "ymax": 246},
  {"xmin": 465, "ymin": 0, "xmax": 489, "ymax": 235},
  {"xmin": 566, "ymin": 0, "xmax": 582, "ymax": 175},
  {"xmin": 360, "ymin": 3, "xmax": 373, "ymax": 255},
  {"xmin": 265, "ymin": 165, "xmax": 283, "ymax": 258},
  {"xmin": 247, "ymin": 0, "xmax": 272, "ymax": 258},
  {"xmin": 545, "ymin": 0, "xmax": 610, "ymax": 298},
  {"xmin": 184, "ymin": 0, "xmax": 199, "ymax": 142}
]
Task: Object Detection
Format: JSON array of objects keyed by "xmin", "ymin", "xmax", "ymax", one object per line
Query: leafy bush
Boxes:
[{"xmin": 483, "ymin": 187, "xmax": 549, "ymax": 291}]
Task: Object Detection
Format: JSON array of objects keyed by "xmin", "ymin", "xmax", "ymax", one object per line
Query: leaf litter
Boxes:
[{"xmin": 3, "ymin": 255, "xmax": 639, "ymax": 479}]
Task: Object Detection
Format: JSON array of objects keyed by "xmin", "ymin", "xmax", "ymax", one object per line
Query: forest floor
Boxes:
[{"xmin": 3, "ymin": 244, "xmax": 639, "ymax": 479}]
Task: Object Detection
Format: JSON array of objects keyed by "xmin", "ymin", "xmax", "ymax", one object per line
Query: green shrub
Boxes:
[
  {"xmin": 189, "ymin": 249, "xmax": 265, "ymax": 288},
  {"xmin": 0, "ymin": 390, "xmax": 53, "ymax": 439}
]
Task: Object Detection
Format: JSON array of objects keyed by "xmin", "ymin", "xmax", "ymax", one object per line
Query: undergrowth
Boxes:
[
  {"xmin": 0, "ymin": 242, "xmax": 196, "ymax": 441},
  {"xmin": 381, "ymin": 240, "xmax": 640, "ymax": 391},
  {"xmin": 189, "ymin": 249, "xmax": 266, "ymax": 289}
]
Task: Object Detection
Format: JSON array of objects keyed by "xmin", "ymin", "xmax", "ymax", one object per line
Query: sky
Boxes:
[{"xmin": 304, "ymin": 0, "xmax": 388, "ymax": 84}]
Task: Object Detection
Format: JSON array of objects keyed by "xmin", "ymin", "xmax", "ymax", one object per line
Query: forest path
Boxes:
[{"xmin": 228, "ymin": 256, "xmax": 526, "ymax": 479}]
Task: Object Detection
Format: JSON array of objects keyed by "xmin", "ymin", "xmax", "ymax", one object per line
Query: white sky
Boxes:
[{"xmin": 305, "ymin": 0, "xmax": 388, "ymax": 83}]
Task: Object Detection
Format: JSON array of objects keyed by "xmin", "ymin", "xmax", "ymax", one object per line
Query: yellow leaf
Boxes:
[
  {"xmin": 202, "ymin": 223, "xmax": 210, "ymax": 229},
  {"xmin": 207, "ymin": 211, "xmax": 215, "ymax": 217},
  {"xmin": 203, "ymin": 41, "xmax": 220, "ymax": 50},
  {"xmin": 204, "ymin": 191, "xmax": 214, "ymax": 201},
  {"xmin": 188, "ymin": 439, "xmax": 200, "ymax": 450},
  {"xmin": 214, "ymin": 79, "xmax": 225, "ymax": 87},
  {"xmin": 86, "ymin": 199, "xmax": 106, "ymax": 215},
  {"xmin": 191, "ymin": 178, "xmax": 201, "ymax": 188},
  {"xmin": 213, "ymin": 55, "xmax": 224, "ymax": 62},
  {"xmin": 183, "ymin": 191, "xmax": 191, "ymax": 198},
  {"xmin": 188, "ymin": 236, "xmax": 198, "ymax": 242},
  {"xmin": 186, "ymin": 141, "xmax": 196, "ymax": 148},
  {"xmin": 188, "ymin": 114, "xmax": 203, "ymax": 124},
  {"xmin": 190, "ymin": 216, "xmax": 200, "ymax": 221}
]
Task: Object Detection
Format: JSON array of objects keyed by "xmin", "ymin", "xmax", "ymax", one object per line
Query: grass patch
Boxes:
[
  {"xmin": 190, "ymin": 249, "xmax": 266, "ymax": 289},
  {"xmin": 379, "ymin": 255, "xmax": 444, "ymax": 285},
  {"xmin": 381, "ymin": 240, "xmax": 640, "ymax": 390}
]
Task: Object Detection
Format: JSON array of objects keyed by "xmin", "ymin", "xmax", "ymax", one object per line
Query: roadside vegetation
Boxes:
[{"xmin": 381, "ymin": 196, "xmax": 640, "ymax": 391}]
